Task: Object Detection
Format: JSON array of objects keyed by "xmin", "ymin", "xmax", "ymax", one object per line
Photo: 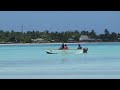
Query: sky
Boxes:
[{"xmin": 0, "ymin": 11, "xmax": 120, "ymax": 34}]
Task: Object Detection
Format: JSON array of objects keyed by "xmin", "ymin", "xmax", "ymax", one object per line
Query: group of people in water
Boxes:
[{"xmin": 59, "ymin": 43, "xmax": 82, "ymax": 50}]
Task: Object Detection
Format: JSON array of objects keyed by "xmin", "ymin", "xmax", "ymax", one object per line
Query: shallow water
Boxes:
[{"xmin": 0, "ymin": 43, "xmax": 120, "ymax": 79}]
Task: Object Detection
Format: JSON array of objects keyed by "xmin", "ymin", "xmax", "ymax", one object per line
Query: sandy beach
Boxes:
[{"xmin": 0, "ymin": 42, "xmax": 120, "ymax": 45}]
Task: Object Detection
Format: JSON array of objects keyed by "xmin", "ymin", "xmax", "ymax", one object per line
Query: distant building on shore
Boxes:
[
  {"xmin": 31, "ymin": 38, "xmax": 50, "ymax": 43},
  {"xmin": 117, "ymin": 38, "xmax": 120, "ymax": 42},
  {"xmin": 79, "ymin": 35, "xmax": 101, "ymax": 42},
  {"xmin": 51, "ymin": 40, "xmax": 55, "ymax": 42},
  {"xmin": 67, "ymin": 38, "xmax": 75, "ymax": 43}
]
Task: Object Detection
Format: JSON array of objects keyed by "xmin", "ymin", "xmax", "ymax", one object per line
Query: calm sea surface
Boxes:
[{"xmin": 0, "ymin": 43, "xmax": 120, "ymax": 79}]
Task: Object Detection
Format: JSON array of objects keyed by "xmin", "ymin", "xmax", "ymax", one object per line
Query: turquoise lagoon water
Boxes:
[{"xmin": 0, "ymin": 43, "xmax": 120, "ymax": 79}]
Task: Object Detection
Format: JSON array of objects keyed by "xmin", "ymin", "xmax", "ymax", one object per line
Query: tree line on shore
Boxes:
[{"xmin": 0, "ymin": 29, "xmax": 120, "ymax": 43}]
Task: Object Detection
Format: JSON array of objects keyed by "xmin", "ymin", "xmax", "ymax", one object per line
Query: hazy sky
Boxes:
[{"xmin": 0, "ymin": 11, "xmax": 120, "ymax": 34}]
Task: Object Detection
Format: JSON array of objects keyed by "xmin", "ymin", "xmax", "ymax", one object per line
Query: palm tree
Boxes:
[{"xmin": 104, "ymin": 29, "xmax": 109, "ymax": 35}]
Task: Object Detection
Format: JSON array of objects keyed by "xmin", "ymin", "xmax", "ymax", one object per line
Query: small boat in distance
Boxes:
[{"xmin": 45, "ymin": 48, "xmax": 88, "ymax": 54}]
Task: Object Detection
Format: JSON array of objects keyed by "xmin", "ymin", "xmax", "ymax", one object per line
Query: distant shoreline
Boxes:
[{"xmin": 0, "ymin": 42, "xmax": 120, "ymax": 45}]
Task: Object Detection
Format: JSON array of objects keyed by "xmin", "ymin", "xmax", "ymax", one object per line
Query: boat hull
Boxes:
[{"xmin": 45, "ymin": 49, "xmax": 83, "ymax": 54}]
